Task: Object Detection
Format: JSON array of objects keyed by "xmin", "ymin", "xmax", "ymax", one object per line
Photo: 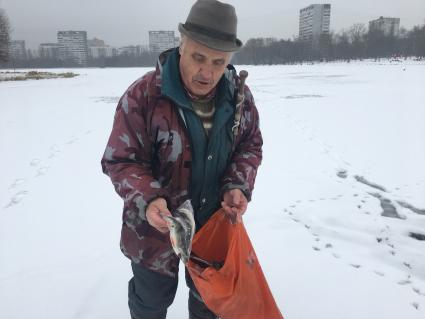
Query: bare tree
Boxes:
[
  {"xmin": 348, "ymin": 24, "xmax": 367, "ymax": 58},
  {"xmin": 348, "ymin": 23, "xmax": 367, "ymax": 43},
  {"xmin": 0, "ymin": 8, "xmax": 11, "ymax": 62}
]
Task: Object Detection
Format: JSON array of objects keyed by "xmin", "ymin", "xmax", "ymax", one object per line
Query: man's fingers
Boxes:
[
  {"xmin": 157, "ymin": 226, "xmax": 170, "ymax": 233},
  {"xmin": 147, "ymin": 209, "xmax": 171, "ymax": 232},
  {"xmin": 221, "ymin": 201, "xmax": 233, "ymax": 214},
  {"xmin": 146, "ymin": 197, "xmax": 173, "ymax": 232},
  {"xmin": 154, "ymin": 215, "xmax": 168, "ymax": 226},
  {"xmin": 232, "ymin": 190, "xmax": 241, "ymax": 206}
]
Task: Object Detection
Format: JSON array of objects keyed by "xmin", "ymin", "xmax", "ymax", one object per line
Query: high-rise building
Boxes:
[
  {"xmin": 39, "ymin": 43, "xmax": 60, "ymax": 59},
  {"xmin": 87, "ymin": 38, "xmax": 115, "ymax": 58},
  {"xmin": 26, "ymin": 48, "xmax": 39, "ymax": 59},
  {"xmin": 8, "ymin": 40, "xmax": 27, "ymax": 60},
  {"xmin": 149, "ymin": 31, "xmax": 176, "ymax": 53},
  {"xmin": 174, "ymin": 36, "xmax": 180, "ymax": 47},
  {"xmin": 369, "ymin": 17, "xmax": 400, "ymax": 37},
  {"xmin": 299, "ymin": 4, "xmax": 331, "ymax": 48},
  {"xmin": 57, "ymin": 31, "xmax": 88, "ymax": 66},
  {"xmin": 87, "ymin": 38, "xmax": 106, "ymax": 47},
  {"xmin": 117, "ymin": 45, "xmax": 143, "ymax": 57}
]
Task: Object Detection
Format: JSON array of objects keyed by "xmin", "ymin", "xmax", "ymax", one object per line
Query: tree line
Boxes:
[
  {"xmin": 1, "ymin": 6, "xmax": 424, "ymax": 68},
  {"xmin": 232, "ymin": 23, "xmax": 425, "ymax": 64}
]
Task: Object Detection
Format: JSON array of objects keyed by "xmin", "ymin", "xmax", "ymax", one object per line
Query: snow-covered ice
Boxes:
[{"xmin": 1, "ymin": 60, "xmax": 424, "ymax": 318}]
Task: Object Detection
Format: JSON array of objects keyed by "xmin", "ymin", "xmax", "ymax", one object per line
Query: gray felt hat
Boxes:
[{"xmin": 178, "ymin": 0, "xmax": 243, "ymax": 52}]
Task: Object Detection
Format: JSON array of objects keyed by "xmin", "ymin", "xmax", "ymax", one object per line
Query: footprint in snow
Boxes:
[
  {"xmin": 411, "ymin": 302, "xmax": 419, "ymax": 310},
  {"xmin": 374, "ymin": 270, "xmax": 385, "ymax": 277},
  {"xmin": 66, "ymin": 137, "xmax": 79, "ymax": 145},
  {"xmin": 350, "ymin": 264, "xmax": 362, "ymax": 269},
  {"xmin": 48, "ymin": 145, "xmax": 61, "ymax": 158},
  {"xmin": 48, "ymin": 152, "xmax": 59, "ymax": 159},
  {"xmin": 30, "ymin": 158, "xmax": 41, "ymax": 167},
  {"xmin": 35, "ymin": 166, "xmax": 50, "ymax": 177},
  {"xmin": 3, "ymin": 190, "xmax": 28, "ymax": 209},
  {"xmin": 412, "ymin": 287, "xmax": 424, "ymax": 296},
  {"xmin": 336, "ymin": 169, "xmax": 348, "ymax": 179},
  {"xmin": 9, "ymin": 178, "xmax": 26, "ymax": 189},
  {"xmin": 403, "ymin": 262, "xmax": 412, "ymax": 270}
]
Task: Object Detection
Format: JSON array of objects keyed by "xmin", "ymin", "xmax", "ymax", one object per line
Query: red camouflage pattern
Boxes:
[{"xmin": 101, "ymin": 56, "xmax": 263, "ymax": 277}]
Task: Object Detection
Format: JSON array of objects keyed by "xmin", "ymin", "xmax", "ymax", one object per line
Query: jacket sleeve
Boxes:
[
  {"xmin": 101, "ymin": 77, "xmax": 168, "ymax": 220},
  {"xmin": 220, "ymin": 85, "xmax": 263, "ymax": 201}
]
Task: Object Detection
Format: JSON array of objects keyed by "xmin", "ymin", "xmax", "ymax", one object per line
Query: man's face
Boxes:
[{"xmin": 179, "ymin": 37, "xmax": 232, "ymax": 97}]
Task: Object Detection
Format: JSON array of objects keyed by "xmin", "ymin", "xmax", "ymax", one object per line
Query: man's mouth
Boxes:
[{"xmin": 195, "ymin": 80, "xmax": 211, "ymax": 86}]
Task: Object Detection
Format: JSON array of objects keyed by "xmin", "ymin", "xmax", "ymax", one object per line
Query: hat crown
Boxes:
[
  {"xmin": 186, "ymin": 0, "xmax": 237, "ymax": 36},
  {"xmin": 179, "ymin": 0, "xmax": 242, "ymax": 52}
]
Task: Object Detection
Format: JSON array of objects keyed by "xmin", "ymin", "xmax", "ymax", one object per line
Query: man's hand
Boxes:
[
  {"xmin": 146, "ymin": 197, "xmax": 171, "ymax": 233},
  {"xmin": 221, "ymin": 189, "xmax": 248, "ymax": 222}
]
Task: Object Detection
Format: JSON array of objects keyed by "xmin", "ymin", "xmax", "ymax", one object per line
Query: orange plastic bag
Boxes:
[{"xmin": 187, "ymin": 209, "xmax": 284, "ymax": 319}]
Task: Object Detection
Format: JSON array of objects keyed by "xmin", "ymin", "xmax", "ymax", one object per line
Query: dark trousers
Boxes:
[{"xmin": 129, "ymin": 262, "xmax": 218, "ymax": 319}]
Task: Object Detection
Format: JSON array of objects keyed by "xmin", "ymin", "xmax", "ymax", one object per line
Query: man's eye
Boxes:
[
  {"xmin": 213, "ymin": 60, "xmax": 225, "ymax": 66},
  {"xmin": 193, "ymin": 55, "xmax": 204, "ymax": 62}
]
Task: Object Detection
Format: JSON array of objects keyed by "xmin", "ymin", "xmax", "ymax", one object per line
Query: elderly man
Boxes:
[{"xmin": 101, "ymin": 1, "xmax": 262, "ymax": 318}]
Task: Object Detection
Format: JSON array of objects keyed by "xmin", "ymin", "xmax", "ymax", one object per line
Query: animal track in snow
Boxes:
[
  {"xmin": 374, "ymin": 270, "xmax": 385, "ymax": 277},
  {"xmin": 350, "ymin": 264, "xmax": 362, "ymax": 269},
  {"xmin": 3, "ymin": 190, "xmax": 28, "ymax": 209},
  {"xmin": 66, "ymin": 137, "xmax": 79, "ymax": 145},
  {"xmin": 30, "ymin": 158, "xmax": 41, "ymax": 167},
  {"xmin": 35, "ymin": 166, "xmax": 50, "ymax": 177},
  {"xmin": 9, "ymin": 178, "xmax": 26, "ymax": 189},
  {"xmin": 411, "ymin": 302, "xmax": 419, "ymax": 310},
  {"xmin": 48, "ymin": 145, "xmax": 61, "ymax": 159}
]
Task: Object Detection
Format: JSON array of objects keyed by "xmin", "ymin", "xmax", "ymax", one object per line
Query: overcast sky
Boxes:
[{"xmin": 1, "ymin": 0, "xmax": 424, "ymax": 49}]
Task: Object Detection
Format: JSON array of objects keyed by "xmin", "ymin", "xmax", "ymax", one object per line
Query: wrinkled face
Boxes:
[{"xmin": 179, "ymin": 36, "xmax": 232, "ymax": 97}]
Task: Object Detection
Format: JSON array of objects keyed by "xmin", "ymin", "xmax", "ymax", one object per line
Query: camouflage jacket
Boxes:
[{"xmin": 101, "ymin": 49, "xmax": 263, "ymax": 277}]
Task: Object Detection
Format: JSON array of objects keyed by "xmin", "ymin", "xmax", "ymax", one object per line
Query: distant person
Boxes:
[{"xmin": 101, "ymin": 1, "xmax": 263, "ymax": 318}]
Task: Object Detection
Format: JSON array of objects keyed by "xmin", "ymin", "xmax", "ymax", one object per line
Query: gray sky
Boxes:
[{"xmin": 1, "ymin": 0, "xmax": 424, "ymax": 49}]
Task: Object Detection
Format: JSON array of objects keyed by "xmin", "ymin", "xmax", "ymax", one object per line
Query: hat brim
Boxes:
[{"xmin": 178, "ymin": 23, "xmax": 242, "ymax": 52}]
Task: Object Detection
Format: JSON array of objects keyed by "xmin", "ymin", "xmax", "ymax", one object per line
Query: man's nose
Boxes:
[{"xmin": 199, "ymin": 66, "xmax": 213, "ymax": 80}]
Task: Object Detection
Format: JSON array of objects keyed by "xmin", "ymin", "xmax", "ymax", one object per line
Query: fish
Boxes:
[
  {"xmin": 190, "ymin": 253, "xmax": 224, "ymax": 270},
  {"xmin": 161, "ymin": 199, "xmax": 196, "ymax": 265}
]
